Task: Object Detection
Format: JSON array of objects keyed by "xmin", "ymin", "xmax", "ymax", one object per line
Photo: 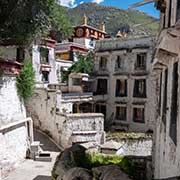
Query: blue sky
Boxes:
[{"xmin": 60, "ymin": 0, "xmax": 160, "ymax": 18}]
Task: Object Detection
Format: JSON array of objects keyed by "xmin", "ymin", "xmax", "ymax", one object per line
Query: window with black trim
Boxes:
[
  {"xmin": 40, "ymin": 47, "xmax": 49, "ymax": 64},
  {"xmin": 170, "ymin": 62, "xmax": 178, "ymax": 145},
  {"xmin": 115, "ymin": 79, "xmax": 127, "ymax": 97},
  {"xmin": 116, "ymin": 106, "xmax": 127, "ymax": 121},
  {"xmin": 133, "ymin": 107, "xmax": 145, "ymax": 123},
  {"xmin": 96, "ymin": 79, "xmax": 107, "ymax": 95},
  {"xmin": 42, "ymin": 71, "xmax": 49, "ymax": 83},
  {"xmin": 89, "ymin": 37, "xmax": 95, "ymax": 47},
  {"xmin": 95, "ymin": 104, "xmax": 106, "ymax": 117},
  {"xmin": 16, "ymin": 47, "xmax": 25, "ymax": 62},
  {"xmin": 115, "ymin": 56, "xmax": 123, "ymax": 70},
  {"xmin": 135, "ymin": 53, "xmax": 146, "ymax": 70},
  {"xmin": 99, "ymin": 57, "xmax": 107, "ymax": 70},
  {"xmin": 133, "ymin": 79, "xmax": 146, "ymax": 98}
]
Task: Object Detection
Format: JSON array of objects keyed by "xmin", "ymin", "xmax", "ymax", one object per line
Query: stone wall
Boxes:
[
  {"xmin": 60, "ymin": 113, "xmax": 105, "ymax": 147},
  {"xmin": 27, "ymin": 88, "xmax": 105, "ymax": 149},
  {"xmin": 153, "ymin": 55, "xmax": 180, "ymax": 180},
  {"xmin": 0, "ymin": 123, "xmax": 28, "ymax": 178},
  {"xmin": 0, "ymin": 75, "xmax": 31, "ymax": 178},
  {"xmin": 0, "ymin": 76, "xmax": 26, "ymax": 126},
  {"xmin": 116, "ymin": 139, "xmax": 152, "ymax": 156}
]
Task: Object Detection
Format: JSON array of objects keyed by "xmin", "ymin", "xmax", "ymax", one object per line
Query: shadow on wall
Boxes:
[
  {"xmin": 33, "ymin": 129, "xmax": 60, "ymax": 152},
  {"xmin": 33, "ymin": 175, "xmax": 51, "ymax": 180}
]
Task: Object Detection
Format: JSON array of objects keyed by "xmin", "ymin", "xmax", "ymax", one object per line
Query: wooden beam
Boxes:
[{"xmin": 128, "ymin": 0, "xmax": 157, "ymax": 9}]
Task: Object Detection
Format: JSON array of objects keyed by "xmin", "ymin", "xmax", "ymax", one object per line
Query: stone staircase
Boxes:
[{"xmin": 30, "ymin": 141, "xmax": 52, "ymax": 162}]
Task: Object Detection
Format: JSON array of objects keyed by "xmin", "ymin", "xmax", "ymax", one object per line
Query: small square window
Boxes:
[
  {"xmin": 115, "ymin": 56, "xmax": 123, "ymax": 70},
  {"xmin": 40, "ymin": 47, "xmax": 49, "ymax": 64},
  {"xmin": 116, "ymin": 106, "xmax": 127, "ymax": 121},
  {"xmin": 42, "ymin": 72, "xmax": 49, "ymax": 83},
  {"xmin": 133, "ymin": 107, "xmax": 145, "ymax": 123},
  {"xmin": 135, "ymin": 53, "xmax": 146, "ymax": 70},
  {"xmin": 89, "ymin": 38, "xmax": 95, "ymax": 47},
  {"xmin": 16, "ymin": 47, "xmax": 25, "ymax": 62},
  {"xmin": 99, "ymin": 57, "xmax": 107, "ymax": 70}
]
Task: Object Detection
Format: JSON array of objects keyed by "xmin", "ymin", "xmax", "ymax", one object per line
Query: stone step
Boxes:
[{"xmin": 35, "ymin": 155, "xmax": 52, "ymax": 162}]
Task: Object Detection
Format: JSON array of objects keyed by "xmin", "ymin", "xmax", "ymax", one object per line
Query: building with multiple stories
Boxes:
[
  {"xmin": 55, "ymin": 15, "xmax": 107, "ymax": 83},
  {"xmin": 73, "ymin": 15, "xmax": 107, "ymax": 49},
  {"xmin": 151, "ymin": 0, "xmax": 180, "ymax": 179},
  {"xmin": 93, "ymin": 36, "xmax": 156, "ymax": 132},
  {"xmin": 32, "ymin": 38, "xmax": 58, "ymax": 86}
]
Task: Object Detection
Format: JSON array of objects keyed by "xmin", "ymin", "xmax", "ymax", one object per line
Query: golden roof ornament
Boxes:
[
  {"xmin": 82, "ymin": 14, "xmax": 87, "ymax": 25},
  {"xmin": 99, "ymin": 22, "xmax": 106, "ymax": 32}
]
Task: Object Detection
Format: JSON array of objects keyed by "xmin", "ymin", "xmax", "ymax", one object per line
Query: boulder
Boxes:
[
  {"xmin": 52, "ymin": 144, "xmax": 87, "ymax": 179},
  {"xmin": 92, "ymin": 165, "xmax": 132, "ymax": 180},
  {"xmin": 63, "ymin": 167, "xmax": 93, "ymax": 180}
]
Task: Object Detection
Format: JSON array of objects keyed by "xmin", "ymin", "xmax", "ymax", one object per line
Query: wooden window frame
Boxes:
[
  {"xmin": 96, "ymin": 79, "xmax": 108, "ymax": 95},
  {"xmin": 99, "ymin": 57, "xmax": 107, "ymax": 70},
  {"xmin": 40, "ymin": 47, "xmax": 49, "ymax": 64},
  {"xmin": 116, "ymin": 106, "xmax": 127, "ymax": 121},
  {"xmin": 115, "ymin": 79, "xmax": 127, "ymax": 97},
  {"xmin": 133, "ymin": 106, "xmax": 145, "ymax": 123},
  {"xmin": 133, "ymin": 79, "xmax": 147, "ymax": 98},
  {"xmin": 135, "ymin": 53, "xmax": 147, "ymax": 71}
]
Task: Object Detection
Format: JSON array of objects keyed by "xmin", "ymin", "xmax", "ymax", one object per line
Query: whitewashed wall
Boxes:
[
  {"xmin": 0, "ymin": 76, "xmax": 26, "ymax": 126},
  {"xmin": 0, "ymin": 75, "xmax": 29, "ymax": 178},
  {"xmin": 32, "ymin": 45, "xmax": 58, "ymax": 85}
]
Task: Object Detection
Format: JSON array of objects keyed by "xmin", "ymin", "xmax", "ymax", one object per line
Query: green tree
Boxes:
[
  {"xmin": 61, "ymin": 51, "xmax": 94, "ymax": 82},
  {"xmin": 50, "ymin": 5, "xmax": 73, "ymax": 40},
  {"xmin": 0, "ymin": 0, "xmax": 73, "ymax": 45}
]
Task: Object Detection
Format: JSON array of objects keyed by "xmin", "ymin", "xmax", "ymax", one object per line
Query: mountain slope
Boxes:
[{"xmin": 66, "ymin": 3, "xmax": 159, "ymax": 37}]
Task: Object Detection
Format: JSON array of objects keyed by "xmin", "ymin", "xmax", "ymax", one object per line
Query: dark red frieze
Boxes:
[
  {"xmin": 0, "ymin": 59, "xmax": 21, "ymax": 75},
  {"xmin": 40, "ymin": 38, "xmax": 57, "ymax": 48},
  {"xmin": 40, "ymin": 64, "xmax": 51, "ymax": 72}
]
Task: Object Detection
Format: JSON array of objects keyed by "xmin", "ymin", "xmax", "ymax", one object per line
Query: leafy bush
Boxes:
[
  {"xmin": 85, "ymin": 153, "xmax": 135, "ymax": 176},
  {"xmin": 16, "ymin": 60, "xmax": 35, "ymax": 102},
  {"xmin": 61, "ymin": 51, "xmax": 94, "ymax": 82}
]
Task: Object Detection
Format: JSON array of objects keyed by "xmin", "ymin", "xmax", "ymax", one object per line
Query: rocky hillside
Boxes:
[{"xmin": 66, "ymin": 3, "xmax": 159, "ymax": 37}]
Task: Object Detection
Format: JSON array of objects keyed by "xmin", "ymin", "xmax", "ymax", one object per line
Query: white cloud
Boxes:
[
  {"xmin": 80, "ymin": 1, "xmax": 84, "ymax": 4},
  {"xmin": 58, "ymin": 0, "xmax": 77, "ymax": 8},
  {"xmin": 91, "ymin": 0, "xmax": 104, "ymax": 4}
]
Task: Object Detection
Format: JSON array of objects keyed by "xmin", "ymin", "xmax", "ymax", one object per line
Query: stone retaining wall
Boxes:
[
  {"xmin": 27, "ymin": 88, "xmax": 105, "ymax": 149},
  {"xmin": 0, "ymin": 76, "xmax": 31, "ymax": 178}
]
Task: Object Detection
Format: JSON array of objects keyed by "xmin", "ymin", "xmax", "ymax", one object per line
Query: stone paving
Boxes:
[{"xmin": 3, "ymin": 129, "xmax": 61, "ymax": 180}]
